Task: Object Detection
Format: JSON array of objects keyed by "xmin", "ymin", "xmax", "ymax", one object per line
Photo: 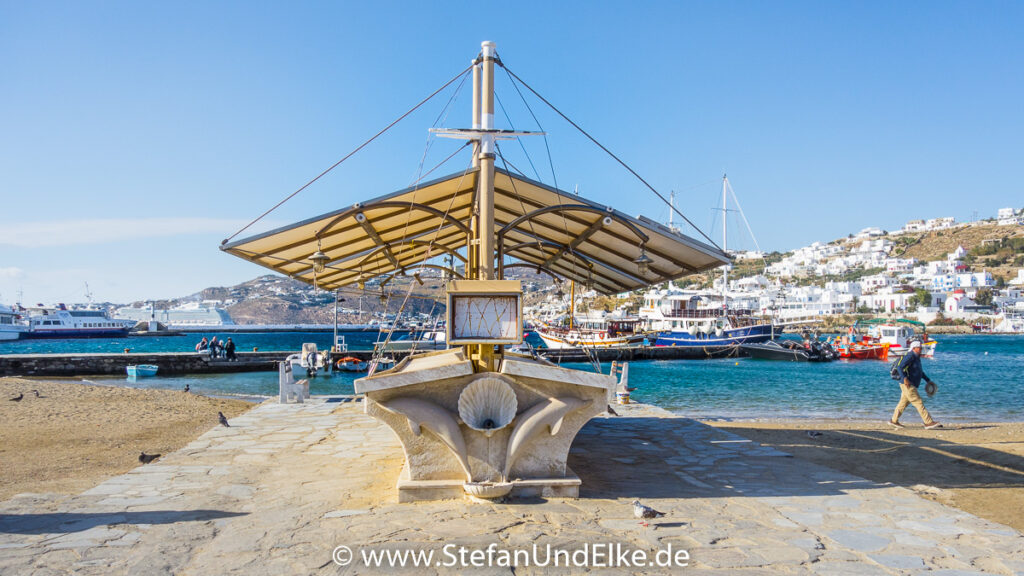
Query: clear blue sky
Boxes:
[{"xmin": 2, "ymin": 1, "xmax": 1022, "ymax": 304}]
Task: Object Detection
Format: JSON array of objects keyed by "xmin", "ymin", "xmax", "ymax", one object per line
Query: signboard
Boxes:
[{"xmin": 447, "ymin": 280, "xmax": 523, "ymax": 345}]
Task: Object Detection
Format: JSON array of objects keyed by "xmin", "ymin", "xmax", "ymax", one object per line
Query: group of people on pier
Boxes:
[{"xmin": 195, "ymin": 336, "xmax": 237, "ymax": 361}]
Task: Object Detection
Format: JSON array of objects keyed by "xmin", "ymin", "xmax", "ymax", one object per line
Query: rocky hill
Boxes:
[{"xmin": 132, "ymin": 269, "xmax": 555, "ymax": 325}]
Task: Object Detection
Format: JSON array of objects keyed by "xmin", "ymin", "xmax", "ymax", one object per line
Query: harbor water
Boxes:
[{"xmin": 2, "ymin": 333, "xmax": 1021, "ymax": 422}]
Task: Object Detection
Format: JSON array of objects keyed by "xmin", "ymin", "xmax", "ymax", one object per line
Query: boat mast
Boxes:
[
  {"xmin": 721, "ymin": 174, "xmax": 728, "ymax": 310},
  {"xmin": 569, "ymin": 280, "xmax": 575, "ymax": 331},
  {"xmin": 668, "ymin": 190, "xmax": 675, "ymax": 231}
]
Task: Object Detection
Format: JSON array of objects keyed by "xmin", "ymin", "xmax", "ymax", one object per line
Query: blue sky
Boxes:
[{"xmin": 2, "ymin": 1, "xmax": 1022, "ymax": 303}]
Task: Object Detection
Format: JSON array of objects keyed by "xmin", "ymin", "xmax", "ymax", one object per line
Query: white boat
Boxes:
[
  {"xmin": 285, "ymin": 343, "xmax": 328, "ymax": 377},
  {"xmin": 23, "ymin": 305, "xmax": 136, "ymax": 339},
  {"xmin": 126, "ymin": 364, "xmax": 159, "ymax": 377},
  {"xmin": 858, "ymin": 319, "xmax": 937, "ymax": 358},
  {"xmin": 0, "ymin": 305, "xmax": 27, "ymax": 341},
  {"xmin": 374, "ymin": 329, "xmax": 447, "ymax": 352}
]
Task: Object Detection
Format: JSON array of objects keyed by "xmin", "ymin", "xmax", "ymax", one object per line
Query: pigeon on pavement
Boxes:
[
  {"xmin": 607, "ymin": 405, "xmax": 620, "ymax": 416},
  {"xmin": 31, "ymin": 390, "xmax": 40, "ymax": 398},
  {"xmin": 139, "ymin": 452, "xmax": 160, "ymax": 464},
  {"xmin": 218, "ymin": 412, "xmax": 230, "ymax": 427},
  {"xmin": 807, "ymin": 430, "xmax": 823, "ymax": 438},
  {"xmin": 632, "ymin": 500, "xmax": 666, "ymax": 527},
  {"xmin": 183, "ymin": 384, "xmax": 190, "ymax": 393}
]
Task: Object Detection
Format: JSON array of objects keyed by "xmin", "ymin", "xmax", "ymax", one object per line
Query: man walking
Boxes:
[{"xmin": 889, "ymin": 340, "xmax": 941, "ymax": 429}]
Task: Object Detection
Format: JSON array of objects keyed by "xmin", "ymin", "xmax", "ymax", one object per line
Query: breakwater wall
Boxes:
[
  {"xmin": 0, "ymin": 345, "xmax": 736, "ymax": 377},
  {"xmin": 0, "ymin": 352, "xmax": 286, "ymax": 377}
]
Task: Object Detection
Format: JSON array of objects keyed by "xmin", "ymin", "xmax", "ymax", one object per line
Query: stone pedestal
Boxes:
[{"xmin": 354, "ymin": 348, "xmax": 614, "ymax": 501}]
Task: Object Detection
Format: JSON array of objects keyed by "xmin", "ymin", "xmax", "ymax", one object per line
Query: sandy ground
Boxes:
[
  {"xmin": 0, "ymin": 377, "xmax": 254, "ymax": 501},
  {"xmin": 705, "ymin": 419, "xmax": 1024, "ymax": 532}
]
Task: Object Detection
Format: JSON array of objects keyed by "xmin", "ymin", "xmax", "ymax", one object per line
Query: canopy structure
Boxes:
[{"xmin": 221, "ymin": 167, "xmax": 729, "ymax": 295}]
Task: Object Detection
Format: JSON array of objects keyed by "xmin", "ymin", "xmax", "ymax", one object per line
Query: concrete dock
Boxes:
[{"xmin": 1, "ymin": 399, "xmax": 1020, "ymax": 575}]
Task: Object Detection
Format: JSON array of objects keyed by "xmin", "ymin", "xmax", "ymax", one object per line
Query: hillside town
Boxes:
[{"xmin": 528, "ymin": 208, "xmax": 1024, "ymax": 333}]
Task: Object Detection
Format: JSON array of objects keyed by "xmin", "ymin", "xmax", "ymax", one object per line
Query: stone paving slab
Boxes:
[{"xmin": 0, "ymin": 399, "xmax": 1021, "ymax": 575}]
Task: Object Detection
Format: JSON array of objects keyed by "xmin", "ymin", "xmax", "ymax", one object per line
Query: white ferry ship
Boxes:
[
  {"xmin": 24, "ymin": 305, "xmax": 137, "ymax": 339},
  {"xmin": 0, "ymin": 305, "xmax": 27, "ymax": 341}
]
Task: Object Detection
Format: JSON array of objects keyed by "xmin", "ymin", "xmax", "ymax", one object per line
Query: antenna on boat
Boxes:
[
  {"xmin": 668, "ymin": 190, "xmax": 678, "ymax": 232},
  {"xmin": 84, "ymin": 282, "xmax": 93, "ymax": 307}
]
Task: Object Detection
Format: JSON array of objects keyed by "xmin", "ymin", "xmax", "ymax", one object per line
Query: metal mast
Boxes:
[{"xmin": 721, "ymin": 175, "xmax": 728, "ymax": 307}]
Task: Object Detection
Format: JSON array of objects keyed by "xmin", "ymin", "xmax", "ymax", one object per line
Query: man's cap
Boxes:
[{"xmin": 910, "ymin": 340, "xmax": 922, "ymax": 349}]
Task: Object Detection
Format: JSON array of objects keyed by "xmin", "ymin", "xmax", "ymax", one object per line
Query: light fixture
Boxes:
[
  {"xmin": 379, "ymin": 290, "xmax": 388, "ymax": 305},
  {"xmin": 634, "ymin": 247, "xmax": 653, "ymax": 276},
  {"xmin": 358, "ymin": 280, "xmax": 365, "ymax": 291},
  {"xmin": 310, "ymin": 240, "xmax": 329, "ymax": 274}
]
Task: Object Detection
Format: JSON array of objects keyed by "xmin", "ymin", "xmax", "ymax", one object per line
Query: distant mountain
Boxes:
[{"xmin": 128, "ymin": 268, "xmax": 556, "ymax": 325}]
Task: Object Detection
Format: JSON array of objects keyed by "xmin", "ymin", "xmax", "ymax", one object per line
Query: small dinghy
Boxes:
[{"xmin": 127, "ymin": 364, "xmax": 159, "ymax": 378}]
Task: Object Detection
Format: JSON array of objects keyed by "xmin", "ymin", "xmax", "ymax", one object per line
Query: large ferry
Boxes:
[{"xmin": 23, "ymin": 305, "xmax": 136, "ymax": 338}]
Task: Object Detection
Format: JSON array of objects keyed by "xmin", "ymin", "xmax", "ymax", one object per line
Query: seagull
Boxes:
[
  {"xmin": 607, "ymin": 405, "xmax": 620, "ymax": 416},
  {"xmin": 139, "ymin": 452, "xmax": 160, "ymax": 464},
  {"xmin": 218, "ymin": 412, "xmax": 230, "ymax": 427},
  {"xmin": 9, "ymin": 392, "xmax": 23, "ymax": 402},
  {"xmin": 807, "ymin": 430, "xmax": 823, "ymax": 438},
  {"xmin": 183, "ymin": 384, "xmax": 190, "ymax": 393},
  {"xmin": 632, "ymin": 500, "xmax": 666, "ymax": 527}
]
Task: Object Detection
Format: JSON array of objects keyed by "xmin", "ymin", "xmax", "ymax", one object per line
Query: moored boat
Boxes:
[
  {"xmin": 126, "ymin": 364, "xmax": 159, "ymax": 377},
  {"xmin": 23, "ymin": 305, "xmax": 135, "ymax": 339},
  {"xmin": 334, "ymin": 356, "xmax": 368, "ymax": 371},
  {"xmin": 0, "ymin": 305, "xmax": 27, "ymax": 341},
  {"xmin": 741, "ymin": 339, "xmax": 836, "ymax": 362}
]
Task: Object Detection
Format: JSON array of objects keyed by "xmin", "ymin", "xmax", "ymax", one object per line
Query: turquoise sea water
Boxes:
[{"xmin": 3, "ymin": 333, "xmax": 1022, "ymax": 422}]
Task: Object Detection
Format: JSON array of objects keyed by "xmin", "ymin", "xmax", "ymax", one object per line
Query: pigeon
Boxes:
[
  {"xmin": 139, "ymin": 452, "xmax": 160, "ymax": 464},
  {"xmin": 218, "ymin": 412, "xmax": 230, "ymax": 427},
  {"xmin": 807, "ymin": 430, "xmax": 823, "ymax": 438},
  {"xmin": 9, "ymin": 393, "xmax": 22, "ymax": 402},
  {"xmin": 183, "ymin": 384, "xmax": 190, "ymax": 393},
  {"xmin": 31, "ymin": 390, "xmax": 40, "ymax": 398},
  {"xmin": 632, "ymin": 500, "xmax": 666, "ymax": 527},
  {"xmin": 607, "ymin": 405, "xmax": 620, "ymax": 416}
]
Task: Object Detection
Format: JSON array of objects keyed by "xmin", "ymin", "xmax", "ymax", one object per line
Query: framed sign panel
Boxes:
[{"xmin": 447, "ymin": 280, "xmax": 523, "ymax": 345}]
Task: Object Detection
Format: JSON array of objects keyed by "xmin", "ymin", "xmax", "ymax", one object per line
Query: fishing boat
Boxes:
[
  {"xmin": 532, "ymin": 281, "xmax": 645, "ymax": 349},
  {"xmin": 126, "ymin": 364, "xmax": 159, "ymax": 377},
  {"xmin": 856, "ymin": 318, "xmax": 937, "ymax": 358},
  {"xmin": 833, "ymin": 339, "xmax": 889, "ymax": 360},
  {"xmin": 334, "ymin": 356, "xmax": 368, "ymax": 371}
]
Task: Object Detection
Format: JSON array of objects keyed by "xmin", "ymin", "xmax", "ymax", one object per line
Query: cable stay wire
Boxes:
[
  {"xmin": 499, "ymin": 63, "xmax": 722, "ymax": 251},
  {"xmin": 223, "ymin": 64, "xmax": 474, "ymax": 245},
  {"xmin": 494, "ymin": 91, "xmax": 542, "ymax": 182},
  {"xmin": 498, "ymin": 54, "xmax": 558, "ymax": 190}
]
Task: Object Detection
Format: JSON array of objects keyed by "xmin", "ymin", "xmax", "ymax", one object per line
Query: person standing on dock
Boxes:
[
  {"xmin": 209, "ymin": 336, "xmax": 220, "ymax": 359},
  {"xmin": 890, "ymin": 341, "xmax": 942, "ymax": 430},
  {"xmin": 224, "ymin": 337, "xmax": 237, "ymax": 361}
]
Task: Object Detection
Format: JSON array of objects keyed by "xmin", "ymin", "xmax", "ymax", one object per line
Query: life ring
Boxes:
[
  {"xmin": 335, "ymin": 359, "xmax": 345, "ymax": 370},
  {"xmin": 599, "ymin": 333, "xmax": 605, "ymax": 340}
]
